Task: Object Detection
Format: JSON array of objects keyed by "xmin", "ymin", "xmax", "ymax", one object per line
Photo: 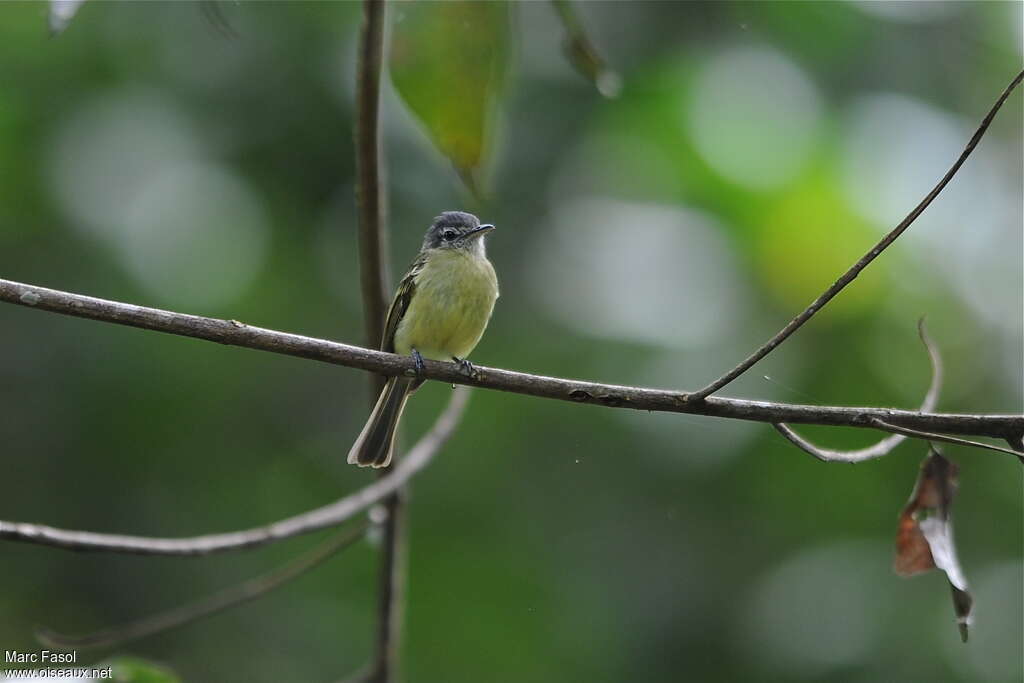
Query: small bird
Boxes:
[{"xmin": 348, "ymin": 211, "xmax": 499, "ymax": 468}]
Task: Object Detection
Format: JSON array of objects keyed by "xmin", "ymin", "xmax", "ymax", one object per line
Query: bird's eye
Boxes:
[{"xmin": 441, "ymin": 229, "xmax": 459, "ymax": 241}]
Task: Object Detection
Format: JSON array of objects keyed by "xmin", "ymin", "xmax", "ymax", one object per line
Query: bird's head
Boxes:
[{"xmin": 423, "ymin": 211, "xmax": 495, "ymax": 256}]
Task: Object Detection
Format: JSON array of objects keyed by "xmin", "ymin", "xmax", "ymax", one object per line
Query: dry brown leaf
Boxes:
[{"xmin": 894, "ymin": 448, "xmax": 973, "ymax": 642}]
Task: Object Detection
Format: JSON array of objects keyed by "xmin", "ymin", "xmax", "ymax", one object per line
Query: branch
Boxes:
[
  {"xmin": 774, "ymin": 318, "xmax": 942, "ymax": 463},
  {"xmin": 1, "ymin": 278, "xmax": 1019, "ymax": 439},
  {"xmin": 0, "ymin": 387, "xmax": 471, "ymax": 555},
  {"xmin": 36, "ymin": 521, "xmax": 371, "ymax": 649},
  {"xmin": 690, "ymin": 69, "xmax": 1024, "ymax": 401},
  {"xmin": 774, "ymin": 323, "xmax": 1024, "ymax": 463}
]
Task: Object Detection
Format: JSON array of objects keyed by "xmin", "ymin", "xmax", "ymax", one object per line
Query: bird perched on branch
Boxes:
[{"xmin": 348, "ymin": 211, "xmax": 499, "ymax": 468}]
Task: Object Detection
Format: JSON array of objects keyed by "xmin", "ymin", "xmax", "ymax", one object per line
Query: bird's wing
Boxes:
[{"xmin": 380, "ymin": 251, "xmax": 428, "ymax": 352}]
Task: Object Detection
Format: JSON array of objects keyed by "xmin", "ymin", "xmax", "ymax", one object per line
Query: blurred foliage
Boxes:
[
  {"xmin": 550, "ymin": 0, "xmax": 621, "ymax": 97},
  {"xmin": 390, "ymin": 1, "xmax": 510, "ymax": 193},
  {"xmin": 0, "ymin": 2, "xmax": 1021, "ymax": 683},
  {"xmin": 106, "ymin": 656, "xmax": 181, "ymax": 683}
]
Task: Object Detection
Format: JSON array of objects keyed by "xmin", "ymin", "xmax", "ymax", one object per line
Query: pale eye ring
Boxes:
[{"xmin": 441, "ymin": 229, "xmax": 459, "ymax": 241}]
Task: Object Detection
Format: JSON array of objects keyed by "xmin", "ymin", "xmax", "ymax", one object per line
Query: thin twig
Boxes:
[
  {"xmin": 36, "ymin": 521, "xmax": 371, "ymax": 650},
  {"xmin": 0, "ymin": 388, "xmax": 471, "ymax": 556},
  {"xmin": 690, "ymin": 69, "xmax": 1024, "ymax": 401},
  {"xmin": 774, "ymin": 318, "xmax": 941, "ymax": 463},
  {"xmin": 869, "ymin": 419, "xmax": 1024, "ymax": 463},
  {"xmin": 1, "ymin": 277, "xmax": 1018, "ymax": 439}
]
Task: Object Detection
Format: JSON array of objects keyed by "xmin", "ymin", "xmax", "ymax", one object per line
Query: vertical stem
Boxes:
[
  {"xmin": 355, "ymin": 0, "xmax": 389, "ymax": 378},
  {"xmin": 355, "ymin": 2, "xmax": 404, "ymax": 682},
  {"xmin": 371, "ymin": 493, "xmax": 405, "ymax": 683}
]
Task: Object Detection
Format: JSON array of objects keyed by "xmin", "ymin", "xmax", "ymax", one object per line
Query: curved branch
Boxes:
[
  {"xmin": 690, "ymin": 69, "xmax": 1024, "ymax": 401},
  {"xmin": 0, "ymin": 387, "xmax": 471, "ymax": 556},
  {"xmin": 37, "ymin": 521, "xmax": 371, "ymax": 649},
  {"xmin": 774, "ymin": 318, "xmax": 942, "ymax": 463},
  {"xmin": 1, "ymin": 277, "xmax": 1018, "ymax": 439},
  {"xmin": 774, "ymin": 422, "xmax": 898, "ymax": 463}
]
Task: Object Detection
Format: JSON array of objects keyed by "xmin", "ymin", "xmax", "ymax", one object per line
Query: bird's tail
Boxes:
[{"xmin": 347, "ymin": 377, "xmax": 414, "ymax": 468}]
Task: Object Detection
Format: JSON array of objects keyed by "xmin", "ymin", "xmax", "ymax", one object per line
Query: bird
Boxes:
[{"xmin": 347, "ymin": 211, "xmax": 499, "ymax": 468}]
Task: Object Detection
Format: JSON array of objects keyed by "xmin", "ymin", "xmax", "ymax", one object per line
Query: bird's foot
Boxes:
[
  {"xmin": 411, "ymin": 349, "xmax": 426, "ymax": 376},
  {"xmin": 452, "ymin": 356, "xmax": 479, "ymax": 379}
]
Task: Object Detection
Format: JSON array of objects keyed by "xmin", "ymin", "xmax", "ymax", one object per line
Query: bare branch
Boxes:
[
  {"xmin": 690, "ymin": 69, "xmax": 1024, "ymax": 401},
  {"xmin": 37, "ymin": 521, "xmax": 370, "ymax": 650},
  {"xmin": 1, "ymin": 277, "xmax": 1018, "ymax": 439},
  {"xmin": 774, "ymin": 318, "xmax": 942, "ymax": 463},
  {"xmin": 772, "ymin": 324, "xmax": 1024, "ymax": 463},
  {"xmin": 0, "ymin": 388, "xmax": 471, "ymax": 555}
]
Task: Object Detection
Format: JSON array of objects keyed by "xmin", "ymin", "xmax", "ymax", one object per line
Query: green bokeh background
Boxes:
[{"xmin": 1, "ymin": 2, "xmax": 1021, "ymax": 682}]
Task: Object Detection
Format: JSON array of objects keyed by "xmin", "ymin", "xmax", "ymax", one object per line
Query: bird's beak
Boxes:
[{"xmin": 466, "ymin": 224, "xmax": 495, "ymax": 239}]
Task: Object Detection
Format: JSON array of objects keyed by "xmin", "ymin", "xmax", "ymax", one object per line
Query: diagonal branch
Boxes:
[
  {"xmin": 36, "ymin": 520, "xmax": 371, "ymax": 650},
  {"xmin": 1, "ymin": 277, "xmax": 1019, "ymax": 439},
  {"xmin": 774, "ymin": 318, "xmax": 942, "ymax": 463},
  {"xmin": 689, "ymin": 69, "xmax": 1024, "ymax": 401},
  {"xmin": 0, "ymin": 387, "xmax": 470, "ymax": 555}
]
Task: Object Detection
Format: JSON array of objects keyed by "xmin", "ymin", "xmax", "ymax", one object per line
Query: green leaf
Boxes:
[
  {"xmin": 389, "ymin": 1, "xmax": 510, "ymax": 193},
  {"xmin": 103, "ymin": 656, "xmax": 181, "ymax": 683}
]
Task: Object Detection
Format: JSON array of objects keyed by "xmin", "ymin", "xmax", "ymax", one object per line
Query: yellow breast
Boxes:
[{"xmin": 393, "ymin": 249, "xmax": 499, "ymax": 361}]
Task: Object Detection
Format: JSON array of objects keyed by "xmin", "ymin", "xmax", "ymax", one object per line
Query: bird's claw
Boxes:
[
  {"xmin": 452, "ymin": 356, "xmax": 479, "ymax": 379},
  {"xmin": 411, "ymin": 349, "xmax": 426, "ymax": 376}
]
